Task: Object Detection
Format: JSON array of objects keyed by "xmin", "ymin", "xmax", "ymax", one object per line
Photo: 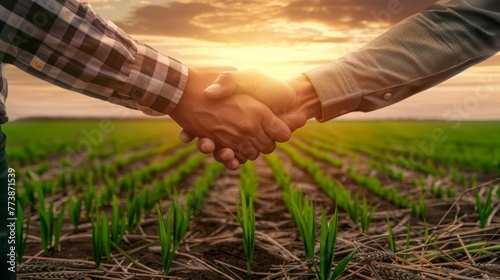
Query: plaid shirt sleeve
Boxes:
[{"xmin": 0, "ymin": 0, "xmax": 188, "ymax": 116}]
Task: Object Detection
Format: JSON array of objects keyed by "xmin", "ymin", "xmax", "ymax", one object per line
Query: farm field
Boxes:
[{"xmin": 6, "ymin": 119, "xmax": 500, "ymax": 280}]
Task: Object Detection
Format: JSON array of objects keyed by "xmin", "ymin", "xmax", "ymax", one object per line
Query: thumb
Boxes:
[
  {"xmin": 261, "ymin": 109, "xmax": 292, "ymax": 143},
  {"xmin": 204, "ymin": 72, "xmax": 239, "ymax": 99}
]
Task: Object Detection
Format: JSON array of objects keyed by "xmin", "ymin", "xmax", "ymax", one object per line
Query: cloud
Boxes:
[
  {"xmin": 116, "ymin": 0, "xmax": 354, "ymax": 44},
  {"xmin": 116, "ymin": 2, "xmax": 217, "ymax": 39},
  {"xmin": 282, "ymin": 0, "xmax": 438, "ymax": 28}
]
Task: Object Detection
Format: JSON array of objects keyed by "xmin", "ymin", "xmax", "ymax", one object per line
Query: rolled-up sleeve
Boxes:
[
  {"xmin": 305, "ymin": 0, "xmax": 500, "ymax": 121},
  {"xmin": 0, "ymin": 0, "xmax": 188, "ymax": 116}
]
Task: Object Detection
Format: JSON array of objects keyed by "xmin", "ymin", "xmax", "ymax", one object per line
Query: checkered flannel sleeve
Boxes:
[{"xmin": 0, "ymin": 0, "xmax": 188, "ymax": 116}]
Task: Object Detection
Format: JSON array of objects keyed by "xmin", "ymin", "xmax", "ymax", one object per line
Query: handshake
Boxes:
[{"xmin": 169, "ymin": 67, "xmax": 323, "ymax": 170}]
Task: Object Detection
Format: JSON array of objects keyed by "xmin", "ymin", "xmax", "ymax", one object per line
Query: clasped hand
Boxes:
[{"xmin": 171, "ymin": 67, "xmax": 321, "ymax": 170}]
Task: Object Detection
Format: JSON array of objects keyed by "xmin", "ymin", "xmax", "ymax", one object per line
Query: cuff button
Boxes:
[
  {"xmin": 141, "ymin": 109, "xmax": 153, "ymax": 115},
  {"xmin": 383, "ymin": 93, "xmax": 393, "ymax": 100}
]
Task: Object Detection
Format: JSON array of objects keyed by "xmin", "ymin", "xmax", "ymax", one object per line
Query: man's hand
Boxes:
[
  {"xmin": 170, "ymin": 68, "xmax": 292, "ymax": 166},
  {"xmin": 179, "ymin": 70, "xmax": 322, "ymax": 169}
]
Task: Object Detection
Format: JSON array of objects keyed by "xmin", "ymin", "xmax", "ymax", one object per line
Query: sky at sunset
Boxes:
[{"xmin": 5, "ymin": 0, "xmax": 500, "ymax": 121}]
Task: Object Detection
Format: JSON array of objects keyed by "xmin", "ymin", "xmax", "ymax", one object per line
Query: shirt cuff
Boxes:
[
  {"xmin": 304, "ymin": 61, "xmax": 360, "ymax": 122},
  {"xmin": 113, "ymin": 43, "xmax": 189, "ymax": 116}
]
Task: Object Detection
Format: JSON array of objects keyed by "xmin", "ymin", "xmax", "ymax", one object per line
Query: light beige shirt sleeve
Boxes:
[{"xmin": 305, "ymin": 0, "xmax": 500, "ymax": 122}]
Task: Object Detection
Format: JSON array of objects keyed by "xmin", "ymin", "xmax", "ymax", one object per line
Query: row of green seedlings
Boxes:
[
  {"xmin": 64, "ymin": 139, "xmax": 184, "ymax": 189},
  {"xmin": 302, "ymin": 127, "xmax": 500, "ymax": 197},
  {"xmin": 289, "ymin": 140, "xmax": 425, "ymax": 234},
  {"xmin": 89, "ymin": 153, "xmax": 207, "ymax": 233},
  {"xmin": 414, "ymin": 176, "xmax": 456, "ymax": 199},
  {"xmin": 293, "ymin": 136, "xmax": 403, "ymax": 225},
  {"xmin": 289, "ymin": 138, "xmax": 413, "ymax": 214},
  {"xmin": 265, "ymin": 153, "xmax": 356, "ymax": 279},
  {"xmin": 298, "ymin": 130, "xmax": 442, "ymax": 177},
  {"xmin": 295, "ymin": 132, "xmax": 482, "ymax": 217},
  {"xmin": 292, "ymin": 131, "xmax": 500, "ymax": 252},
  {"xmin": 292, "ymin": 135, "xmax": 405, "ymax": 183},
  {"xmin": 78, "ymin": 145, "xmax": 197, "ymax": 196},
  {"xmin": 449, "ymin": 167, "xmax": 479, "ymax": 188},
  {"xmin": 314, "ymin": 121, "xmax": 500, "ymax": 173},
  {"xmin": 18, "ymin": 144, "xmax": 196, "ymax": 209},
  {"xmin": 379, "ymin": 137, "xmax": 500, "ymax": 174},
  {"xmin": 367, "ymin": 161, "xmax": 405, "ymax": 182},
  {"xmin": 15, "ymin": 153, "xmax": 206, "ymax": 261},
  {"xmin": 92, "ymin": 162, "xmax": 225, "ymax": 271},
  {"xmin": 342, "ymin": 139, "xmax": 478, "ymax": 188},
  {"xmin": 8, "ymin": 139, "xmax": 80, "ymax": 166},
  {"xmin": 347, "ymin": 142, "xmax": 439, "ymax": 177},
  {"xmin": 293, "ymin": 130, "xmax": 359, "ymax": 160},
  {"xmin": 278, "ymin": 144, "xmax": 378, "ymax": 233},
  {"xmin": 230, "ymin": 162, "xmax": 257, "ymax": 275},
  {"xmin": 346, "ymin": 166, "xmax": 429, "ymax": 219},
  {"xmin": 295, "ymin": 136, "xmax": 407, "ymax": 184},
  {"xmin": 156, "ymin": 162, "xmax": 225, "ymax": 275},
  {"xmin": 282, "ymin": 139, "xmax": 425, "ymax": 226},
  {"xmin": 314, "ymin": 124, "xmax": 498, "ymax": 175}
]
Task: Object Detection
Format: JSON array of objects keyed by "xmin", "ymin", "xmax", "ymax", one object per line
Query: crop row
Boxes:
[{"xmin": 265, "ymin": 153, "xmax": 356, "ymax": 279}]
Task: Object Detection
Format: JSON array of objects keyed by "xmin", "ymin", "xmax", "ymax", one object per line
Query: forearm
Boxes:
[
  {"xmin": 305, "ymin": 0, "xmax": 500, "ymax": 121},
  {"xmin": 287, "ymin": 74, "xmax": 322, "ymax": 121},
  {"xmin": 0, "ymin": 0, "xmax": 187, "ymax": 115}
]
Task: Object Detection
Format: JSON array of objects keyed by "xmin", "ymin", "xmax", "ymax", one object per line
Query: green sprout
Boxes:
[
  {"xmin": 16, "ymin": 200, "xmax": 29, "ymax": 264},
  {"xmin": 419, "ymin": 195, "xmax": 428, "ymax": 219},
  {"xmin": 101, "ymin": 212, "xmax": 111, "ymax": 259},
  {"xmin": 169, "ymin": 192, "xmax": 191, "ymax": 247},
  {"xmin": 68, "ymin": 195, "xmax": 82, "ymax": 233},
  {"xmin": 476, "ymin": 186, "xmax": 493, "ymax": 228},
  {"xmin": 156, "ymin": 196, "xmax": 191, "ymax": 275},
  {"xmin": 126, "ymin": 194, "xmax": 142, "ymax": 232},
  {"xmin": 317, "ymin": 208, "xmax": 356, "ymax": 280},
  {"xmin": 156, "ymin": 205, "xmax": 175, "ymax": 275},
  {"xmin": 111, "ymin": 196, "xmax": 126, "ymax": 245},
  {"xmin": 84, "ymin": 186, "xmax": 96, "ymax": 218},
  {"xmin": 230, "ymin": 190, "xmax": 256, "ymax": 275},
  {"xmin": 359, "ymin": 197, "xmax": 376, "ymax": 234},
  {"xmin": 287, "ymin": 194, "xmax": 316, "ymax": 262},
  {"xmin": 37, "ymin": 187, "xmax": 67, "ymax": 254},
  {"xmin": 346, "ymin": 193, "xmax": 359, "ymax": 225},
  {"xmin": 91, "ymin": 211, "xmax": 104, "ymax": 268}
]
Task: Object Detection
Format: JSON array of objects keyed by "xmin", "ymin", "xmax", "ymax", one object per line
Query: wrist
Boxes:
[
  {"xmin": 287, "ymin": 74, "xmax": 322, "ymax": 120},
  {"xmin": 170, "ymin": 67, "xmax": 198, "ymax": 121}
]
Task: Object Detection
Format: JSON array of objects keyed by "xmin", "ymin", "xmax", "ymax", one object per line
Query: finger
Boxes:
[
  {"xmin": 261, "ymin": 109, "xmax": 292, "ymax": 143},
  {"xmin": 179, "ymin": 129, "xmax": 196, "ymax": 143},
  {"xmin": 204, "ymin": 72, "xmax": 239, "ymax": 99},
  {"xmin": 225, "ymin": 158, "xmax": 240, "ymax": 170},
  {"xmin": 196, "ymin": 138, "xmax": 216, "ymax": 154},
  {"xmin": 234, "ymin": 152, "xmax": 248, "ymax": 165},
  {"xmin": 237, "ymin": 142, "xmax": 259, "ymax": 161},
  {"xmin": 213, "ymin": 148, "xmax": 236, "ymax": 163},
  {"xmin": 252, "ymin": 129, "xmax": 276, "ymax": 154}
]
